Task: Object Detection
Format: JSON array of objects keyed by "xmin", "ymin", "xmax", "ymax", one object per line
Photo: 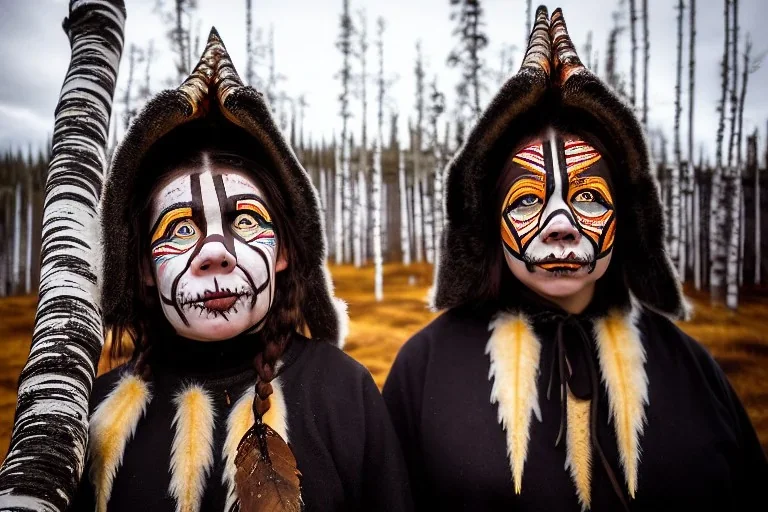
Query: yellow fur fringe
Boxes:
[
  {"xmin": 594, "ymin": 308, "xmax": 648, "ymax": 498},
  {"xmin": 222, "ymin": 378, "xmax": 289, "ymax": 511},
  {"xmin": 565, "ymin": 391, "xmax": 592, "ymax": 510},
  {"xmin": 169, "ymin": 384, "xmax": 216, "ymax": 512},
  {"xmin": 88, "ymin": 373, "xmax": 152, "ymax": 512},
  {"xmin": 486, "ymin": 313, "xmax": 542, "ymax": 494}
]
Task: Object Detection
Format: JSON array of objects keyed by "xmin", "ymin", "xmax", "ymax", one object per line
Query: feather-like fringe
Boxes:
[
  {"xmin": 88, "ymin": 373, "xmax": 152, "ymax": 512},
  {"xmin": 594, "ymin": 307, "xmax": 648, "ymax": 498},
  {"xmin": 222, "ymin": 378, "xmax": 289, "ymax": 511},
  {"xmin": 486, "ymin": 313, "xmax": 542, "ymax": 494},
  {"xmin": 565, "ymin": 391, "xmax": 592, "ymax": 510},
  {"xmin": 169, "ymin": 384, "xmax": 216, "ymax": 512}
]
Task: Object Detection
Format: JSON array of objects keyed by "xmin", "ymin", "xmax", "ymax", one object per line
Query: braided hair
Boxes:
[{"xmin": 107, "ymin": 118, "xmax": 306, "ymax": 422}]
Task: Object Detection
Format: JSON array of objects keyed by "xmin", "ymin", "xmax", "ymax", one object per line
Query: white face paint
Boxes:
[
  {"xmin": 148, "ymin": 162, "xmax": 284, "ymax": 341},
  {"xmin": 500, "ymin": 128, "xmax": 615, "ymax": 302}
]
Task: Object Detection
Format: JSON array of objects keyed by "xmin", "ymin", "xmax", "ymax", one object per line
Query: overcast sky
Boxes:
[{"xmin": 1, "ymin": 0, "xmax": 767, "ymax": 162}]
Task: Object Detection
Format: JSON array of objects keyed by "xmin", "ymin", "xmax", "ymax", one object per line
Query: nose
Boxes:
[
  {"xmin": 190, "ymin": 241, "xmax": 236, "ymax": 276},
  {"xmin": 541, "ymin": 214, "xmax": 581, "ymax": 243}
]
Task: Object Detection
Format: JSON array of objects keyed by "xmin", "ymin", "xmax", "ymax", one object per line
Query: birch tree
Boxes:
[
  {"xmin": 353, "ymin": 9, "xmax": 369, "ymax": 268},
  {"xmin": 672, "ymin": 0, "xmax": 684, "ymax": 279},
  {"xmin": 689, "ymin": 0, "xmax": 701, "ymax": 289},
  {"xmin": 448, "ymin": 0, "xmax": 488, "ymax": 121},
  {"xmin": 629, "ymin": 0, "xmax": 638, "ymax": 108},
  {"xmin": 710, "ymin": 0, "xmax": 731, "ymax": 301},
  {"xmin": 0, "ymin": 1, "xmax": 125, "ymax": 508},
  {"xmin": 429, "ymin": 77, "xmax": 446, "ymax": 265},
  {"xmin": 642, "ymin": 0, "xmax": 650, "ymax": 130},
  {"xmin": 336, "ymin": 0, "xmax": 354, "ymax": 264},
  {"xmin": 398, "ymin": 149, "xmax": 411, "ymax": 265},
  {"xmin": 373, "ymin": 16, "xmax": 386, "ymax": 300}
]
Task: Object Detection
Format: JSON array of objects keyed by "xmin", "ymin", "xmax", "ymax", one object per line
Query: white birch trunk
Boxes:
[
  {"xmin": 433, "ymin": 148, "xmax": 444, "ymax": 266},
  {"xmin": 726, "ymin": 167, "xmax": 742, "ymax": 308},
  {"xmin": 25, "ymin": 179, "xmax": 34, "ymax": 294},
  {"xmin": 373, "ymin": 136, "xmax": 383, "ymax": 301},
  {"xmin": 342, "ymin": 136, "xmax": 352, "ymax": 263},
  {"xmin": 0, "ymin": 0, "xmax": 125, "ymax": 508},
  {"xmin": 413, "ymin": 179, "xmax": 424, "ymax": 263},
  {"xmin": 739, "ymin": 189, "xmax": 744, "ymax": 285},
  {"xmin": 12, "ymin": 181, "xmax": 22, "ymax": 294},
  {"xmin": 360, "ymin": 169, "xmax": 369, "ymax": 264},
  {"xmin": 756, "ymin": 164, "xmax": 761, "ymax": 284},
  {"xmin": 319, "ymin": 167, "xmax": 328, "ymax": 250},
  {"xmin": 709, "ymin": 165, "xmax": 726, "ymax": 293},
  {"xmin": 353, "ymin": 164, "xmax": 363, "ymax": 268},
  {"xmin": 334, "ymin": 143, "xmax": 343, "ymax": 265},
  {"xmin": 423, "ymin": 178, "xmax": 434, "ymax": 264},
  {"xmin": 693, "ymin": 173, "xmax": 702, "ymax": 290},
  {"xmin": 677, "ymin": 162, "xmax": 688, "ymax": 280},
  {"xmin": 398, "ymin": 150, "xmax": 411, "ymax": 265},
  {"xmin": 669, "ymin": 165, "xmax": 681, "ymax": 269}
]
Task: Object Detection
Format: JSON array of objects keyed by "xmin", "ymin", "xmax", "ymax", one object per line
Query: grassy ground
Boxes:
[{"xmin": 0, "ymin": 263, "xmax": 766, "ymax": 457}]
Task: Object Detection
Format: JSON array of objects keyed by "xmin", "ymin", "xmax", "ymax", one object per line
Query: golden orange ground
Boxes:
[{"xmin": 0, "ymin": 263, "xmax": 766, "ymax": 458}]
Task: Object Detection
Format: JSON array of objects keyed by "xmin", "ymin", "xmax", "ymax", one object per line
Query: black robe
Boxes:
[
  {"xmin": 383, "ymin": 303, "xmax": 768, "ymax": 511},
  {"xmin": 72, "ymin": 333, "xmax": 413, "ymax": 511}
]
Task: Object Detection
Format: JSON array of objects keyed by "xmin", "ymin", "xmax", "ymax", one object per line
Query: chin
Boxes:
[{"xmin": 175, "ymin": 313, "xmax": 261, "ymax": 342}]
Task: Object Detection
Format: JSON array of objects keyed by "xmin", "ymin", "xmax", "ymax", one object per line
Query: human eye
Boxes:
[
  {"xmin": 572, "ymin": 190, "xmax": 608, "ymax": 216},
  {"xmin": 172, "ymin": 220, "xmax": 197, "ymax": 239}
]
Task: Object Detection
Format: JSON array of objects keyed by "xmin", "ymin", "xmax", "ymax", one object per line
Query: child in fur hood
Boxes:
[
  {"xmin": 383, "ymin": 6, "xmax": 767, "ymax": 512},
  {"xmin": 70, "ymin": 29, "xmax": 413, "ymax": 512}
]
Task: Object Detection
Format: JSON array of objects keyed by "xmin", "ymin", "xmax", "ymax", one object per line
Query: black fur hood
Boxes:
[
  {"xmin": 432, "ymin": 6, "xmax": 687, "ymax": 319},
  {"xmin": 100, "ymin": 28, "xmax": 347, "ymax": 346}
]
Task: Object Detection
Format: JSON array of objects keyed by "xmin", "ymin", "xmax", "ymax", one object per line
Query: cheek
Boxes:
[
  {"xmin": 153, "ymin": 254, "xmax": 192, "ymax": 289},
  {"xmin": 236, "ymin": 242, "xmax": 278, "ymax": 277}
]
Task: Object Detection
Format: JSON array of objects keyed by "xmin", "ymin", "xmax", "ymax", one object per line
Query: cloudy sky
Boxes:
[{"xmin": 1, "ymin": 0, "xmax": 767, "ymax": 162}]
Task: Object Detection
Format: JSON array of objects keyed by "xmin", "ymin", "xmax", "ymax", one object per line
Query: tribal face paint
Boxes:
[
  {"xmin": 499, "ymin": 128, "xmax": 615, "ymax": 299},
  {"xmin": 148, "ymin": 164, "xmax": 283, "ymax": 341}
]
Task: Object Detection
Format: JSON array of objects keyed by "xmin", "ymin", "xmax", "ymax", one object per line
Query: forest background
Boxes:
[{"xmin": 0, "ymin": 0, "xmax": 767, "ymax": 458}]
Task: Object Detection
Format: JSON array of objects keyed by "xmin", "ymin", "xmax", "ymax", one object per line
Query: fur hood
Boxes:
[
  {"xmin": 433, "ymin": 6, "xmax": 687, "ymax": 319},
  {"xmin": 101, "ymin": 28, "xmax": 346, "ymax": 346}
]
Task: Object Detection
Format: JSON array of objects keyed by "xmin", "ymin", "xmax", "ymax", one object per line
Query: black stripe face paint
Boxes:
[{"xmin": 148, "ymin": 168, "xmax": 281, "ymax": 341}]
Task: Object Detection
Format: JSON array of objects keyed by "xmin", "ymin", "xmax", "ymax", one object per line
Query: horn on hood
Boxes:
[
  {"xmin": 520, "ymin": 5, "xmax": 552, "ymax": 76},
  {"xmin": 550, "ymin": 8, "xmax": 587, "ymax": 85},
  {"xmin": 101, "ymin": 27, "xmax": 347, "ymax": 346}
]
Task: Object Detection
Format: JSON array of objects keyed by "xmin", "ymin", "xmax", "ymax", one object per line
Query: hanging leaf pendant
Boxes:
[{"xmin": 234, "ymin": 423, "xmax": 303, "ymax": 511}]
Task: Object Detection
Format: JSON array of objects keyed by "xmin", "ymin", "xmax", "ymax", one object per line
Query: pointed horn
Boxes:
[
  {"xmin": 550, "ymin": 8, "xmax": 587, "ymax": 85},
  {"xmin": 178, "ymin": 27, "xmax": 245, "ymax": 114},
  {"xmin": 520, "ymin": 5, "xmax": 551, "ymax": 76}
]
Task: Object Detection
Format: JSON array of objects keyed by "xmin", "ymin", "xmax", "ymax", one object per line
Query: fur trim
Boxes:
[
  {"xmin": 169, "ymin": 384, "xmax": 216, "ymax": 512},
  {"xmin": 593, "ymin": 307, "xmax": 648, "ymax": 498},
  {"xmin": 100, "ymin": 28, "xmax": 343, "ymax": 346},
  {"xmin": 222, "ymin": 379, "xmax": 289, "ymax": 511},
  {"xmin": 565, "ymin": 391, "xmax": 592, "ymax": 510},
  {"xmin": 88, "ymin": 373, "xmax": 151, "ymax": 512},
  {"xmin": 486, "ymin": 313, "xmax": 542, "ymax": 494},
  {"xmin": 332, "ymin": 296, "xmax": 349, "ymax": 349}
]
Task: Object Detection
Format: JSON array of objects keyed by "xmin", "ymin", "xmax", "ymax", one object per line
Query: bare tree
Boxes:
[
  {"xmin": 525, "ymin": 0, "xmax": 532, "ymax": 42},
  {"xmin": 373, "ymin": 17, "xmax": 386, "ymax": 300},
  {"xmin": 122, "ymin": 44, "xmax": 138, "ymax": 132},
  {"xmin": 496, "ymin": 43, "xmax": 517, "ymax": 85},
  {"xmin": 710, "ymin": 0, "xmax": 731, "ymax": 301},
  {"xmin": 353, "ymin": 9, "xmax": 369, "ymax": 268},
  {"xmin": 137, "ymin": 39, "xmax": 155, "ymax": 102},
  {"xmin": 606, "ymin": 10, "xmax": 626, "ymax": 96},
  {"xmin": 429, "ymin": 77, "xmax": 446, "ymax": 265},
  {"xmin": 642, "ymin": 0, "xmax": 650, "ymax": 130},
  {"xmin": 155, "ymin": 0, "xmax": 198, "ymax": 81},
  {"xmin": 584, "ymin": 30, "xmax": 594, "ymax": 69},
  {"xmin": 673, "ymin": 0, "xmax": 685, "ymax": 278},
  {"xmin": 629, "ymin": 0, "xmax": 638, "ymax": 107},
  {"xmin": 245, "ymin": 0, "xmax": 254, "ymax": 85},
  {"xmin": 398, "ymin": 149, "xmax": 411, "ymax": 265},
  {"xmin": 689, "ymin": 0, "xmax": 701, "ymax": 289},
  {"xmin": 448, "ymin": 0, "xmax": 489, "ymax": 120},
  {"xmin": 336, "ymin": 0, "xmax": 354, "ymax": 263}
]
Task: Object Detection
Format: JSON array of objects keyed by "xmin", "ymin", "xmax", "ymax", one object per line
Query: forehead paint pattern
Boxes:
[
  {"xmin": 501, "ymin": 131, "xmax": 615, "ymax": 266},
  {"xmin": 149, "ymin": 172, "xmax": 277, "ymax": 331}
]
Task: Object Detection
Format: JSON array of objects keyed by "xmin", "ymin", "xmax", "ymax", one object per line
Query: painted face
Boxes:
[
  {"xmin": 500, "ymin": 128, "xmax": 615, "ymax": 299},
  {"xmin": 148, "ymin": 164, "xmax": 284, "ymax": 341}
]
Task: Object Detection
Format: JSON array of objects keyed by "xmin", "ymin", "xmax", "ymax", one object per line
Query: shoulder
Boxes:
[
  {"xmin": 90, "ymin": 361, "xmax": 136, "ymax": 412},
  {"xmin": 637, "ymin": 306, "xmax": 733, "ymax": 399},
  {"xmin": 282, "ymin": 335, "xmax": 374, "ymax": 390}
]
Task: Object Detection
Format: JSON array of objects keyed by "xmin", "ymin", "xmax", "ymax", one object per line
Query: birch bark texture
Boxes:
[{"xmin": 0, "ymin": 1, "xmax": 125, "ymax": 510}]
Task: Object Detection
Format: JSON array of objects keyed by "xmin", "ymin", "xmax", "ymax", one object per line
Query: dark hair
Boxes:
[
  {"xmin": 108, "ymin": 117, "xmax": 305, "ymax": 412},
  {"xmin": 479, "ymin": 100, "xmax": 630, "ymax": 311}
]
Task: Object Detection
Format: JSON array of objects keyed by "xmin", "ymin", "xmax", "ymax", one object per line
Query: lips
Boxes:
[
  {"xmin": 536, "ymin": 261, "xmax": 584, "ymax": 271},
  {"xmin": 201, "ymin": 290, "xmax": 241, "ymax": 311}
]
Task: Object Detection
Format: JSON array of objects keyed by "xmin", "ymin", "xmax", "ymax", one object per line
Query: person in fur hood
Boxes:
[
  {"xmin": 382, "ymin": 6, "xmax": 767, "ymax": 512},
  {"xmin": 70, "ymin": 28, "xmax": 413, "ymax": 512}
]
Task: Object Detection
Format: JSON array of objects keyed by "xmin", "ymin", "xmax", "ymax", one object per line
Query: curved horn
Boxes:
[
  {"xmin": 550, "ymin": 8, "xmax": 587, "ymax": 85},
  {"xmin": 178, "ymin": 27, "xmax": 245, "ymax": 114},
  {"xmin": 520, "ymin": 5, "xmax": 551, "ymax": 76}
]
